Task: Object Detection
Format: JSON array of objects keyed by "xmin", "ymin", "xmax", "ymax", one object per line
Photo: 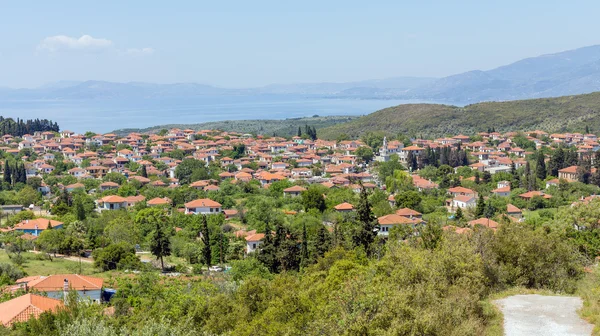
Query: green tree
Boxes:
[
  {"xmin": 536, "ymin": 151, "xmax": 547, "ymax": 180},
  {"xmin": 3, "ymin": 160, "xmax": 11, "ymax": 185},
  {"xmin": 141, "ymin": 165, "xmax": 148, "ymax": 178},
  {"xmin": 201, "ymin": 215, "xmax": 212, "ymax": 269},
  {"xmin": 149, "ymin": 215, "xmax": 173, "ymax": 271},
  {"xmin": 355, "ymin": 146, "xmax": 374, "ymax": 163},
  {"xmin": 475, "ymin": 194, "xmax": 485, "ymax": 218},
  {"xmin": 352, "ymin": 184, "xmax": 378, "ymax": 256},
  {"xmin": 301, "ymin": 186, "xmax": 326, "ymax": 212},
  {"xmin": 394, "ymin": 191, "xmax": 422, "ymax": 211},
  {"xmin": 300, "ymin": 222, "xmax": 309, "ymax": 268},
  {"xmin": 93, "ymin": 242, "xmax": 139, "ymax": 271}
]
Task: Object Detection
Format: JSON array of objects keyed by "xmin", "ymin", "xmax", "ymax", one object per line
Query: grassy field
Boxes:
[{"xmin": 0, "ymin": 250, "xmax": 96, "ymax": 276}]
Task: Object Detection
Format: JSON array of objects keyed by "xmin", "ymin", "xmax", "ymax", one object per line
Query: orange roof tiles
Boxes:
[{"xmin": 0, "ymin": 294, "xmax": 63, "ymax": 326}]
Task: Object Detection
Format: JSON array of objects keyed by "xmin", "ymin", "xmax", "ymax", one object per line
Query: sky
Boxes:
[{"xmin": 1, "ymin": 0, "xmax": 600, "ymax": 88}]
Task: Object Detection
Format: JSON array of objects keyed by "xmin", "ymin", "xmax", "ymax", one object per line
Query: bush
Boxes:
[{"xmin": 93, "ymin": 243, "xmax": 140, "ymax": 271}]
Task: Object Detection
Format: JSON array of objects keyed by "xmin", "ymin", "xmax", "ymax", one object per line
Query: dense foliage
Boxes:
[{"xmin": 0, "ymin": 117, "xmax": 59, "ymax": 137}]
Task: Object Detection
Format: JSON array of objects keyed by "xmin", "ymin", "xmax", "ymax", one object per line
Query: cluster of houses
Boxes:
[{"xmin": 4, "ymin": 127, "xmax": 597, "ymax": 249}]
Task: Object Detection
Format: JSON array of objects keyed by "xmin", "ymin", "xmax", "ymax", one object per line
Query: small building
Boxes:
[
  {"xmin": 0, "ymin": 294, "xmax": 63, "ymax": 327},
  {"xmin": 245, "ymin": 233, "xmax": 265, "ymax": 254},
  {"xmin": 283, "ymin": 186, "xmax": 306, "ymax": 197},
  {"xmin": 558, "ymin": 166, "xmax": 578, "ymax": 182},
  {"xmin": 468, "ymin": 218, "xmax": 499, "ymax": 230},
  {"xmin": 13, "ymin": 218, "xmax": 64, "ymax": 236},
  {"xmin": 395, "ymin": 208, "xmax": 422, "ymax": 219},
  {"xmin": 99, "ymin": 181, "xmax": 119, "ymax": 192},
  {"xmin": 16, "ymin": 274, "xmax": 103, "ymax": 303},
  {"xmin": 449, "ymin": 195, "xmax": 476, "ymax": 209},
  {"xmin": 507, "ymin": 204, "xmax": 522, "ymax": 219},
  {"xmin": 377, "ymin": 214, "xmax": 417, "ymax": 236},
  {"xmin": 97, "ymin": 195, "xmax": 128, "ymax": 211},
  {"xmin": 147, "ymin": 197, "xmax": 171, "ymax": 207},
  {"xmin": 184, "ymin": 199, "xmax": 222, "ymax": 215},
  {"xmin": 0, "ymin": 205, "xmax": 23, "ymax": 215},
  {"xmin": 334, "ymin": 202, "xmax": 354, "ymax": 212}
]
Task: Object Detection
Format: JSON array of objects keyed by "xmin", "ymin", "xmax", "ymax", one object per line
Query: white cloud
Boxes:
[
  {"xmin": 37, "ymin": 34, "xmax": 155, "ymax": 57},
  {"xmin": 37, "ymin": 34, "xmax": 113, "ymax": 52},
  {"xmin": 124, "ymin": 47, "xmax": 155, "ymax": 55}
]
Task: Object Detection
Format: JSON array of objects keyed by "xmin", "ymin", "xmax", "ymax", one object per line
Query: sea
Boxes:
[{"xmin": 0, "ymin": 95, "xmax": 438, "ymax": 133}]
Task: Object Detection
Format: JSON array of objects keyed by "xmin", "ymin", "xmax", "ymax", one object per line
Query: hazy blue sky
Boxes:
[{"xmin": 1, "ymin": 0, "xmax": 599, "ymax": 88}]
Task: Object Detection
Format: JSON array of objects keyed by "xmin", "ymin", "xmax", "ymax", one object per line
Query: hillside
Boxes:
[
  {"xmin": 319, "ymin": 91, "xmax": 600, "ymax": 139},
  {"xmin": 113, "ymin": 115, "xmax": 357, "ymax": 137}
]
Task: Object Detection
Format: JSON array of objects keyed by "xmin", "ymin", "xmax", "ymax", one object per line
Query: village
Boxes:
[{"xmin": 0, "ymin": 126, "xmax": 597, "ymax": 328}]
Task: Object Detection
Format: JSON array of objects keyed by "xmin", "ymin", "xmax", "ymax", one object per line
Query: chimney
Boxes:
[{"xmin": 63, "ymin": 279, "xmax": 69, "ymax": 305}]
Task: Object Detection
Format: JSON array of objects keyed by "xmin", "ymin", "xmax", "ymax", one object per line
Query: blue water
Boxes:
[{"xmin": 0, "ymin": 95, "xmax": 434, "ymax": 133}]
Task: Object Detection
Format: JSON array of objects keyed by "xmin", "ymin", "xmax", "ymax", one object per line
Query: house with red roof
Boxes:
[
  {"xmin": 0, "ymin": 294, "xmax": 63, "ymax": 327},
  {"xmin": 184, "ymin": 199, "xmax": 222, "ymax": 215}
]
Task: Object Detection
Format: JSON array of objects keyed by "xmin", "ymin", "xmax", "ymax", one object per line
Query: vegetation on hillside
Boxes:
[
  {"xmin": 113, "ymin": 116, "xmax": 356, "ymax": 137},
  {"xmin": 319, "ymin": 91, "xmax": 600, "ymax": 139}
]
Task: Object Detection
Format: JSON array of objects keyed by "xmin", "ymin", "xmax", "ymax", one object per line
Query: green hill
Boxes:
[
  {"xmin": 113, "ymin": 115, "xmax": 357, "ymax": 137},
  {"xmin": 319, "ymin": 92, "xmax": 600, "ymax": 139}
]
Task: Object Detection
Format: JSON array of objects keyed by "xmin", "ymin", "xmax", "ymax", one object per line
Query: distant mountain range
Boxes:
[{"xmin": 3, "ymin": 45, "xmax": 600, "ymax": 103}]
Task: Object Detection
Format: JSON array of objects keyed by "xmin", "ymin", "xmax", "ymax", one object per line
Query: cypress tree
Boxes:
[
  {"xmin": 352, "ymin": 184, "xmax": 378, "ymax": 256},
  {"xmin": 300, "ymin": 222, "xmax": 309, "ymax": 268},
  {"xmin": 475, "ymin": 194, "xmax": 485, "ymax": 218},
  {"xmin": 312, "ymin": 224, "xmax": 331, "ymax": 260},
  {"xmin": 536, "ymin": 151, "xmax": 546, "ymax": 180},
  {"xmin": 3, "ymin": 160, "xmax": 11, "ymax": 185},
  {"xmin": 297, "ymin": 126, "xmax": 302, "ymax": 137},
  {"xmin": 200, "ymin": 215, "xmax": 211, "ymax": 269},
  {"xmin": 141, "ymin": 165, "xmax": 148, "ymax": 178}
]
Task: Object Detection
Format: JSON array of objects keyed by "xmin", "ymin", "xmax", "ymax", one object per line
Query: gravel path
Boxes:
[{"xmin": 495, "ymin": 294, "xmax": 593, "ymax": 336}]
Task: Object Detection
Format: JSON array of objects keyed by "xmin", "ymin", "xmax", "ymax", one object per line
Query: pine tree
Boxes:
[
  {"xmin": 475, "ymin": 194, "xmax": 485, "ymax": 218},
  {"xmin": 200, "ymin": 215, "xmax": 211, "ymax": 269},
  {"xmin": 536, "ymin": 151, "xmax": 546, "ymax": 180},
  {"xmin": 352, "ymin": 184, "xmax": 378, "ymax": 256},
  {"xmin": 300, "ymin": 222, "xmax": 309, "ymax": 268}
]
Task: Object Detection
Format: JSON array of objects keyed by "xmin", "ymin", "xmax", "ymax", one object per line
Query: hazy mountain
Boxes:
[
  {"xmin": 407, "ymin": 45, "xmax": 600, "ymax": 102},
  {"xmin": 255, "ymin": 77, "xmax": 436, "ymax": 95},
  {"xmin": 3, "ymin": 45, "xmax": 600, "ymax": 102}
]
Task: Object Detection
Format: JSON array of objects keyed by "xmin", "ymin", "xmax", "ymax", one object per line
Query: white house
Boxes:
[
  {"xmin": 184, "ymin": 199, "xmax": 222, "ymax": 215},
  {"xmin": 245, "ymin": 233, "xmax": 265, "ymax": 254},
  {"xmin": 450, "ymin": 195, "xmax": 476, "ymax": 209},
  {"xmin": 97, "ymin": 195, "xmax": 128, "ymax": 211}
]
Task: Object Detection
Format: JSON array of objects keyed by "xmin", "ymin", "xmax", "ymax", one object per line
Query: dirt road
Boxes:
[{"xmin": 495, "ymin": 294, "xmax": 593, "ymax": 336}]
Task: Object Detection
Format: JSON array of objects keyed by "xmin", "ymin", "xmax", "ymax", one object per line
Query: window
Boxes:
[
  {"xmin": 252, "ymin": 243, "xmax": 256, "ymax": 249},
  {"xmin": 210, "ymin": 208, "xmax": 213, "ymax": 213}
]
